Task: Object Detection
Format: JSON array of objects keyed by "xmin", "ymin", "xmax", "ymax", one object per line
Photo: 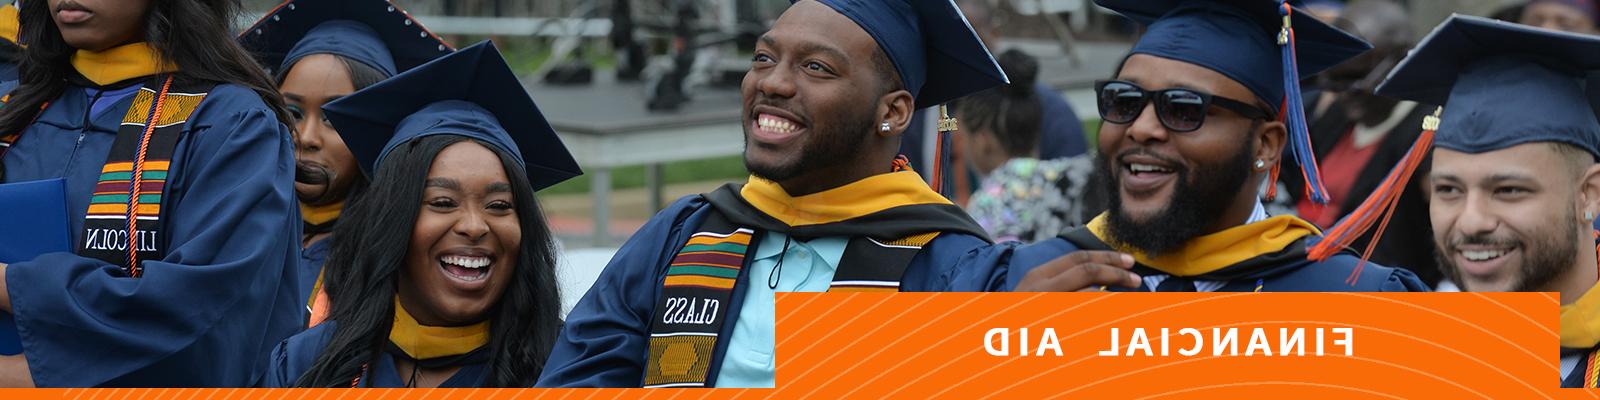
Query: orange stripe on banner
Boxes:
[
  {"xmin": 663, "ymin": 275, "xmax": 736, "ymax": 289},
  {"xmin": 99, "ymin": 160, "xmax": 170, "ymax": 173},
  {"xmin": 87, "ymin": 203, "xmax": 159, "ymax": 215},
  {"xmin": 686, "ymin": 233, "xmax": 752, "ymax": 246}
]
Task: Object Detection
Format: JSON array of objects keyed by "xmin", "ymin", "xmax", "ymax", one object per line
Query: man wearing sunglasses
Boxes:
[{"xmin": 974, "ymin": 0, "xmax": 1428, "ymax": 293}]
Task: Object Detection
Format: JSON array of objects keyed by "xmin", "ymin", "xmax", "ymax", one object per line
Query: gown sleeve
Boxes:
[
  {"xmin": 1380, "ymin": 266, "xmax": 1431, "ymax": 292},
  {"xmin": 908, "ymin": 234, "xmax": 1011, "ymax": 292},
  {"xmin": 5, "ymin": 87, "xmax": 300, "ymax": 387},
  {"xmin": 262, "ymin": 341, "xmax": 295, "ymax": 388},
  {"xmin": 536, "ymin": 197, "xmax": 703, "ymax": 387}
]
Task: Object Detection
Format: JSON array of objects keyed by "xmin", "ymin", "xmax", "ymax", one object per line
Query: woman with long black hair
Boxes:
[
  {"xmin": 263, "ymin": 41, "xmax": 580, "ymax": 388},
  {"xmin": 0, "ymin": 0, "xmax": 301, "ymax": 387},
  {"xmin": 238, "ymin": 0, "xmax": 454, "ymax": 327}
]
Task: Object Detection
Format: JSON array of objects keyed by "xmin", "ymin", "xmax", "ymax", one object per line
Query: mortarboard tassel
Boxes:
[
  {"xmin": 1308, "ymin": 107, "xmax": 1440, "ymax": 285},
  {"xmin": 932, "ymin": 104, "xmax": 958, "ymax": 198},
  {"xmin": 1277, "ymin": 1, "xmax": 1329, "ymax": 205}
]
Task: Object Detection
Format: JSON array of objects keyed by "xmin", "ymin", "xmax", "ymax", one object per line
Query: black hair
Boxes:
[
  {"xmin": 0, "ymin": 0, "xmax": 290, "ymax": 136},
  {"xmin": 868, "ymin": 47, "xmax": 904, "ymax": 95},
  {"xmin": 953, "ymin": 49, "xmax": 1042, "ymax": 157},
  {"xmin": 295, "ymin": 135, "xmax": 563, "ymax": 388},
  {"xmin": 273, "ymin": 54, "xmax": 389, "ymax": 93}
]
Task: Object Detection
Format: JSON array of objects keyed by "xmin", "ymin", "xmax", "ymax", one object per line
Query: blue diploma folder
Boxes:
[{"xmin": 0, "ymin": 178, "xmax": 71, "ymax": 355}]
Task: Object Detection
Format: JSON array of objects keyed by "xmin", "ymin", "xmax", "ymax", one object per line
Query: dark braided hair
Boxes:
[{"xmin": 952, "ymin": 49, "xmax": 1042, "ymax": 158}]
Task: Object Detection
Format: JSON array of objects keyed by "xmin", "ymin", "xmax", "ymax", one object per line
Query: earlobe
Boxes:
[
  {"xmin": 1580, "ymin": 164, "xmax": 1600, "ymax": 222},
  {"xmin": 877, "ymin": 90, "xmax": 914, "ymax": 137},
  {"xmin": 1256, "ymin": 120, "xmax": 1288, "ymax": 166}
]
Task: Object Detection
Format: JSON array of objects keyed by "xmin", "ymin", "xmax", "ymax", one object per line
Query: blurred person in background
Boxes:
[
  {"xmin": 1520, "ymin": 0, "xmax": 1598, "ymax": 34},
  {"xmin": 960, "ymin": 49, "xmax": 1096, "ymax": 243},
  {"xmin": 899, "ymin": 0, "xmax": 1088, "ymax": 203},
  {"xmin": 1278, "ymin": 0, "xmax": 1443, "ymax": 288}
]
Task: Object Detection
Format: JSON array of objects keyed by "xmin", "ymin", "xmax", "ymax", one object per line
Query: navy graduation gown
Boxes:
[
  {"xmin": 263, "ymin": 322, "xmax": 489, "ymax": 388},
  {"xmin": 297, "ymin": 237, "xmax": 331, "ymax": 318},
  {"xmin": 972, "ymin": 229, "xmax": 1429, "ymax": 292},
  {"xmin": 1, "ymin": 82, "xmax": 303, "ymax": 387},
  {"xmin": 536, "ymin": 195, "xmax": 1005, "ymax": 387}
]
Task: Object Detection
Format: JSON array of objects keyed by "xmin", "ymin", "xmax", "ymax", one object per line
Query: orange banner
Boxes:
[
  {"xmin": 0, "ymin": 292, "xmax": 1587, "ymax": 399},
  {"xmin": 774, "ymin": 292, "xmax": 1561, "ymax": 398}
]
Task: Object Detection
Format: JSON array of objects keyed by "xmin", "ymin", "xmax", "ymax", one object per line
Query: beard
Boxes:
[
  {"xmin": 744, "ymin": 99, "xmax": 876, "ymax": 183},
  {"xmin": 1098, "ymin": 138, "xmax": 1255, "ymax": 257},
  {"xmin": 1436, "ymin": 209, "xmax": 1582, "ymax": 292}
]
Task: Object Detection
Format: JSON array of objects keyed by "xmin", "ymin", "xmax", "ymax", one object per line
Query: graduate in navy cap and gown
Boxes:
[
  {"xmin": 538, "ymin": 0, "xmax": 1012, "ymax": 388},
  {"xmin": 263, "ymin": 41, "xmax": 579, "ymax": 388},
  {"xmin": 239, "ymin": 0, "xmax": 453, "ymax": 327},
  {"xmin": 0, "ymin": 0, "xmax": 301, "ymax": 387},
  {"xmin": 969, "ymin": 0, "xmax": 1429, "ymax": 293},
  {"xmin": 1369, "ymin": 15, "xmax": 1600, "ymax": 388}
]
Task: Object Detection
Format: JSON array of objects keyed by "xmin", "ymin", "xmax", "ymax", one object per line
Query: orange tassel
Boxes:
[
  {"xmin": 1309, "ymin": 107, "xmax": 1441, "ymax": 282},
  {"xmin": 1264, "ymin": 162, "xmax": 1281, "ymax": 201}
]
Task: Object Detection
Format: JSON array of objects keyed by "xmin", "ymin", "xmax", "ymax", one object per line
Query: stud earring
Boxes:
[
  {"xmin": 1587, "ymin": 211, "xmax": 1595, "ymax": 220},
  {"xmin": 880, "ymin": 122, "xmax": 892, "ymax": 132},
  {"xmin": 1254, "ymin": 160, "xmax": 1266, "ymax": 169}
]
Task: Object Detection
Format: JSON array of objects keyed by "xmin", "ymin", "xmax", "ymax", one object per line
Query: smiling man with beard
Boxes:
[
  {"xmin": 1371, "ymin": 16, "xmax": 1600, "ymax": 387},
  {"xmin": 538, "ymin": 0, "xmax": 1012, "ymax": 388},
  {"xmin": 979, "ymin": 0, "xmax": 1429, "ymax": 293}
]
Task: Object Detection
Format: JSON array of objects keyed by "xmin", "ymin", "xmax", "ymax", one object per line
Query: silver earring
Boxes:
[
  {"xmin": 1254, "ymin": 160, "xmax": 1266, "ymax": 169},
  {"xmin": 880, "ymin": 122, "xmax": 892, "ymax": 132},
  {"xmin": 1587, "ymin": 211, "xmax": 1595, "ymax": 220}
]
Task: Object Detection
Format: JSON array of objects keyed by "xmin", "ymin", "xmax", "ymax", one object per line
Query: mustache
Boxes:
[
  {"xmin": 1447, "ymin": 233, "xmax": 1519, "ymax": 249},
  {"xmin": 1112, "ymin": 148, "xmax": 1188, "ymax": 174}
]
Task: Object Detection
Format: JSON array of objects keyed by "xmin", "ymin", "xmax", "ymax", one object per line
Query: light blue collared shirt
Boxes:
[{"xmin": 713, "ymin": 232, "xmax": 848, "ymax": 388}]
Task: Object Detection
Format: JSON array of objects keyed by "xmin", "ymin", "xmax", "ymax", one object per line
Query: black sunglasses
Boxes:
[{"xmin": 1095, "ymin": 80, "xmax": 1273, "ymax": 133}]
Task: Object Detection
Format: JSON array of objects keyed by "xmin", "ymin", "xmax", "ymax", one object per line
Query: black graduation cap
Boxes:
[
  {"xmin": 1375, "ymin": 14, "xmax": 1600, "ymax": 159},
  {"xmin": 239, "ymin": 0, "xmax": 453, "ymax": 77},
  {"xmin": 321, "ymin": 41, "xmax": 583, "ymax": 191},
  {"xmin": 1097, "ymin": 0, "xmax": 1371, "ymax": 205},
  {"xmin": 806, "ymin": 0, "xmax": 1008, "ymax": 108}
]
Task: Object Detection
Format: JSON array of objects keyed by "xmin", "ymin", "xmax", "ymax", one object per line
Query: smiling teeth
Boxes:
[
  {"xmin": 758, "ymin": 115, "xmax": 798, "ymax": 134},
  {"xmin": 441, "ymin": 255, "xmax": 490, "ymax": 269},
  {"xmin": 1129, "ymin": 163, "xmax": 1171, "ymax": 173},
  {"xmin": 1462, "ymin": 250, "xmax": 1506, "ymax": 262}
]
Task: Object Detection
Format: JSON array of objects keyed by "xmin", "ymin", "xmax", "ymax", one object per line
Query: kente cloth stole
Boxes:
[
  {"xmin": 79, "ymin": 75, "xmax": 210, "ymax": 275},
  {"xmin": 642, "ymin": 211, "xmax": 939, "ymax": 388}
]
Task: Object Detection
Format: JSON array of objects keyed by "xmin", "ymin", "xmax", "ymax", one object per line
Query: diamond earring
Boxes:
[
  {"xmin": 1254, "ymin": 160, "xmax": 1266, "ymax": 169},
  {"xmin": 880, "ymin": 122, "xmax": 892, "ymax": 132}
]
